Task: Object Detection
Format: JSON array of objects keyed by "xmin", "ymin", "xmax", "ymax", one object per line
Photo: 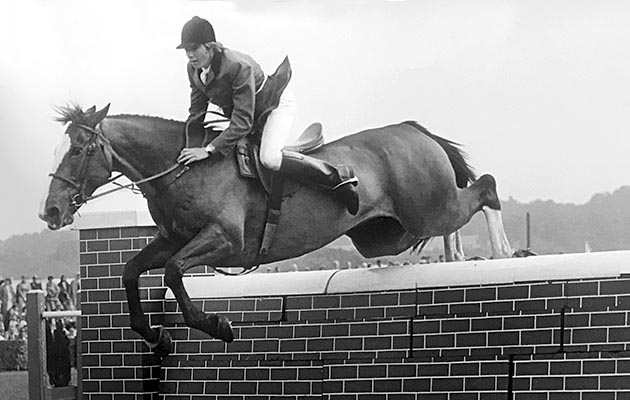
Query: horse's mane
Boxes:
[
  {"xmin": 54, "ymin": 104, "xmax": 92, "ymax": 126},
  {"xmin": 108, "ymin": 114, "xmax": 182, "ymax": 124},
  {"xmin": 54, "ymin": 104, "xmax": 183, "ymax": 126}
]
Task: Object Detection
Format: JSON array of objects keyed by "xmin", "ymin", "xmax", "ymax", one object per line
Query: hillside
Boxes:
[
  {"xmin": 3, "ymin": 186, "xmax": 630, "ymax": 277},
  {"xmin": 0, "ymin": 229, "xmax": 78, "ymax": 279}
]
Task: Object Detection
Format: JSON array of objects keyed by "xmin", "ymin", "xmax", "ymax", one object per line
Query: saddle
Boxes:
[{"xmin": 235, "ymin": 122, "xmax": 325, "ymax": 193}]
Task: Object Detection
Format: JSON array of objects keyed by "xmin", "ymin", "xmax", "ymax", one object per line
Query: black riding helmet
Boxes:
[{"xmin": 176, "ymin": 16, "xmax": 216, "ymax": 50}]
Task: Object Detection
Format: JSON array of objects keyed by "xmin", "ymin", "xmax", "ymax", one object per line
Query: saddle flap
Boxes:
[{"xmin": 284, "ymin": 122, "xmax": 324, "ymax": 154}]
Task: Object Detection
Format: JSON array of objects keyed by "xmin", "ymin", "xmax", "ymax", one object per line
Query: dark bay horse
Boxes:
[{"xmin": 40, "ymin": 104, "xmax": 512, "ymax": 356}]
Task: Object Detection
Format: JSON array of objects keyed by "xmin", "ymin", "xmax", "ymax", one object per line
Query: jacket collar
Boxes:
[{"xmin": 191, "ymin": 45, "xmax": 223, "ymax": 90}]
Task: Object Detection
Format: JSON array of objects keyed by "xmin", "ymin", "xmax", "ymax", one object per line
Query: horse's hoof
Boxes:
[
  {"xmin": 145, "ymin": 326, "xmax": 173, "ymax": 358},
  {"xmin": 207, "ymin": 314, "xmax": 234, "ymax": 343}
]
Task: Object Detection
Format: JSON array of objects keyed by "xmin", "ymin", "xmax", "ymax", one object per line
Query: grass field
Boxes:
[{"xmin": 0, "ymin": 370, "xmax": 28, "ymax": 400}]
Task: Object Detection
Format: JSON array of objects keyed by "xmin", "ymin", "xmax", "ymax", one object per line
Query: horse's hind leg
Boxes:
[
  {"xmin": 164, "ymin": 223, "xmax": 236, "ymax": 343},
  {"xmin": 470, "ymin": 174, "xmax": 513, "ymax": 258},
  {"xmin": 122, "ymin": 235, "xmax": 181, "ymax": 357},
  {"xmin": 483, "ymin": 206, "xmax": 512, "ymax": 258},
  {"xmin": 443, "ymin": 230, "xmax": 465, "ymax": 262}
]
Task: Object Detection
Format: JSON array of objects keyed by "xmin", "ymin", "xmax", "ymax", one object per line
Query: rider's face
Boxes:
[{"xmin": 185, "ymin": 45, "xmax": 212, "ymax": 70}]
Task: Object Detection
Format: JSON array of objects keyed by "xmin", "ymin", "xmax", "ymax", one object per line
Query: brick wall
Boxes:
[
  {"xmin": 159, "ymin": 277, "xmax": 630, "ymax": 400},
  {"xmin": 77, "ymin": 216, "xmax": 630, "ymax": 400}
]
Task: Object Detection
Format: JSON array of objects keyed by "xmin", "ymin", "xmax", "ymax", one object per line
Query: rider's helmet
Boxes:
[{"xmin": 176, "ymin": 16, "xmax": 216, "ymax": 50}]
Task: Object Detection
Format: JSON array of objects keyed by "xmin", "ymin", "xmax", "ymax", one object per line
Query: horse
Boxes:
[{"xmin": 40, "ymin": 104, "xmax": 513, "ymax": 357}]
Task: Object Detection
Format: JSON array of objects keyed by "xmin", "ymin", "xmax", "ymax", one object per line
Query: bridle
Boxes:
[
  {"xmin": 48, "ymin": 123, "xmax": 112, "ymax": 210},
  {"xmin": 48, "ymin": 123, "xmax": 184, "ymax": 211},
  {"xmin": 48, "ymin": 111, "xmax": 228, "ymax": 211}
]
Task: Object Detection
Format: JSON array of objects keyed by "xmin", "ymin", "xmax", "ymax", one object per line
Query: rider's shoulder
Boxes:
[{"xmin": 221, "ymin": 47, "xmax": 261, "ymax": 74}]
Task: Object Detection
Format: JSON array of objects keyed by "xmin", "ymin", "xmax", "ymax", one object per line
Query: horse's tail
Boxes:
[{"xmin": 403, "ymin": 121, "xmax": 476, "ymax": 188}]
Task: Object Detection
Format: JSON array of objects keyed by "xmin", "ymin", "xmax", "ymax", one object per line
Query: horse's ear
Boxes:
[
  {"xmin": 85, "ymin": 106, "xmax": 96, "ymax": 114},
  {"xmin": 90, "ymin": 104, "xmax": 111, "ymax": 126}
]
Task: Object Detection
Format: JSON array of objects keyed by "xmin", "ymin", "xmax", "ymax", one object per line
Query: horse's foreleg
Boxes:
[
  {"xmin": 122, "ymin": 235, "xmax": 180, "ymax": 356},
  {"xmin": 164, "ymin": 223, "xmax": 237, "ymax": 343},
  {"xmin": 482, "ymin": 206, "xmax": 513, "ymax": 258}
]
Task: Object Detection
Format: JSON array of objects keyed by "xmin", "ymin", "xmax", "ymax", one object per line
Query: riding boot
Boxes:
[{"xmin": 279, "ymin": 150, "xmax": 359, "ymax": 215}]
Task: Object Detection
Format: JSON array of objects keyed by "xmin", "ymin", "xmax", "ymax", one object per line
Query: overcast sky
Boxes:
[{"xmin": 1, "ymin": 0, "xmax": 629, "ymax": 240}]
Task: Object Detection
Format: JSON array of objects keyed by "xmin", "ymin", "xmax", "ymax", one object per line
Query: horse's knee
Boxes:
[{"xmin": 164, "ymin": 262, "xmax": 183, "ymax": 289}]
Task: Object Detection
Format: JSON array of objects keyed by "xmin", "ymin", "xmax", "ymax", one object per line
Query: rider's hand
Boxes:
[{"xmin": 177, "ymin": 147, "xmax": 210, "ymax": 165}]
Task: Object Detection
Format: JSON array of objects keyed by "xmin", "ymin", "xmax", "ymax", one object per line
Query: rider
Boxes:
[{"xmin": 175, "ymin": 16, "xmax": 359, "ymax": 215}]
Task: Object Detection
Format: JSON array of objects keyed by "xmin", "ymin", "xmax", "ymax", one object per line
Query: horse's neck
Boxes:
[{"xmin": 102, "ymin": 117, "xmax": 183, "ymax": 180}]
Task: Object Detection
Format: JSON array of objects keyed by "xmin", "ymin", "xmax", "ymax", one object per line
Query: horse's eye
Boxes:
[{"xmin": 70, "ymin": 147, "xmax": 83, "ymax": 157}]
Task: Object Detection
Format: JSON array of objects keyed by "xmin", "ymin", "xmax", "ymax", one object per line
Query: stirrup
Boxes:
[{"xmin": 332, "ymin": 177, "xmax": 359, "ymax": 190}]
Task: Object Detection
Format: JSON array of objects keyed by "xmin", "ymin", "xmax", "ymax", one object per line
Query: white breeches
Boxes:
[{"xmin": 259, "ymin": 81, "xmax": 298, "ymax": 171}]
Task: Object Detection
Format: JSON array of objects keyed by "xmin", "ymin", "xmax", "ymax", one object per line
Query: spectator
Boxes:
[
  {"xmin": 332, "ymin": 260, "xmax": 340, "ymax": 269},
  {"xmin": 47, "ymin": 320, "xmax": 71, "ymax": 387},
  {"xmin": 69, "ymin": 273, "xmax": 80, "ymax": 310},
  {"xmin": 45, "ymin": 276, "xmax": 61, "ymax": 312},
  {"xmin": 6, "ymin": 305, "xmax": 20, "ymax": 340},
  {"xmin": 0, "ymin": 312, "xmax": 4, "ymax": 338},
  {"xmin": 66, "ymin": 320, "xmax": 78, "ymax": 368},
  {"xmin": 0, "ymin": 278, "xmax": 15, "ymax": 331},
  {"xmin": 31, "ymin": 275, "xmax": 43, "ymax": 291},
  {"xmin": 18, "ymin": 320, "xmax": 27, "ymax": 340},
  {"xmin": 58, "ymin": 275, "xmax": 71, "ymax": 311},
  {"xmin": 16, "ymin": 275, "xmax": 30, "ymax": 313}
]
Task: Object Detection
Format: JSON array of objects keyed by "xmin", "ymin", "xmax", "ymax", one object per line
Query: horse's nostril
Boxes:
[{"xmin": 46, "ymin": 206, "xmax": 61, "ymax": 222}]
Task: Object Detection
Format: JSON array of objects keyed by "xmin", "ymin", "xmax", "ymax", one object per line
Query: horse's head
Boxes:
[{"xmin": 39, "ymin": 104, "xmax": 114, "ymax": 230}]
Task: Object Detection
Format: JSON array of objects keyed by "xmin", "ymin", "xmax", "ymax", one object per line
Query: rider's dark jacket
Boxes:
[{"xmin": 187, "ymin": 44, "xmax": 292, "ymax": 157}]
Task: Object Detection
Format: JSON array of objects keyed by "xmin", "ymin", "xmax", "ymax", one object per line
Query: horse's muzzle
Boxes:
[{"xmin": 41, "ymin": 204, "xmax": 74, "ymax": 230}]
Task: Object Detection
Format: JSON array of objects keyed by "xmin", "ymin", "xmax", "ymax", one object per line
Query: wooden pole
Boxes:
[
  {"xmin": 526, "ymin": 212, "xmax": 531, "ymax": 249},
  {"xmin": 27, "ymin": 291, "xmax": 47, "ymax": 400}
]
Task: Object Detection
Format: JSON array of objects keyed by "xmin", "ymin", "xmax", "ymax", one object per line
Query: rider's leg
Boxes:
[
  {"xmin": 259, "ymin": 81, "xmax": 299, "ymax": 171},
  {"xmin": 259, "ymin": 82, "xmax": 360, "ymax": 215},
  {"xmin": 279, "ymin": 150, "xmax": 359, "ymax": 215}
]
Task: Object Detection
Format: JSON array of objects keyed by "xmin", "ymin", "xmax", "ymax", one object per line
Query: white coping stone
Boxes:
[
  {"xmin": 72, "ymin": 210, "xmax": 154, "ymax": 230},
  {"xmin": 170, "ymin": 270, "xmax": 338, "ymax": 300},
  {"xmin": 166, "ymin": 251, "xmax": 630, "ymax": 300}
]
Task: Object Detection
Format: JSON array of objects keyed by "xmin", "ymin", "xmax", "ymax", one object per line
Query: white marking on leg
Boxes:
[
  {"xmin": 454, "ymin": 229, "xmax": 465, "ymax": 261},
  {"xmin": 482, "ymin": 206, "xmax": 513, "ymax": 258},
  {"xmin": 443, "ymin": 233, "xmax": 457, "ymax": 262}
]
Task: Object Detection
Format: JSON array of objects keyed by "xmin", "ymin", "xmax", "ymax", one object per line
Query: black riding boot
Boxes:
[{"xmin": 280, "ymin": 150, "xmax": 359, "ymax": 215}]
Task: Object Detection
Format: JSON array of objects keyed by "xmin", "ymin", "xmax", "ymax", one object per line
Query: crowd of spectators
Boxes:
[{"xmin": 0, "ymin": 273, "xmax": 80, "ymax": 341}]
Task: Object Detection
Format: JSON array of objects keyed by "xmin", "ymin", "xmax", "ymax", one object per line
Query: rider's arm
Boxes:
[{"xmin": 206, "ymin": 61, "xmax": 256, "ymax": 157}]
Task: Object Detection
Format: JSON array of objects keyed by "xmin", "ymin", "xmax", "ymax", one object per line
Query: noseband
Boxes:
[{"xmin": 48, "ymin": 123, "xmax": 111, "ymax": 210}]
